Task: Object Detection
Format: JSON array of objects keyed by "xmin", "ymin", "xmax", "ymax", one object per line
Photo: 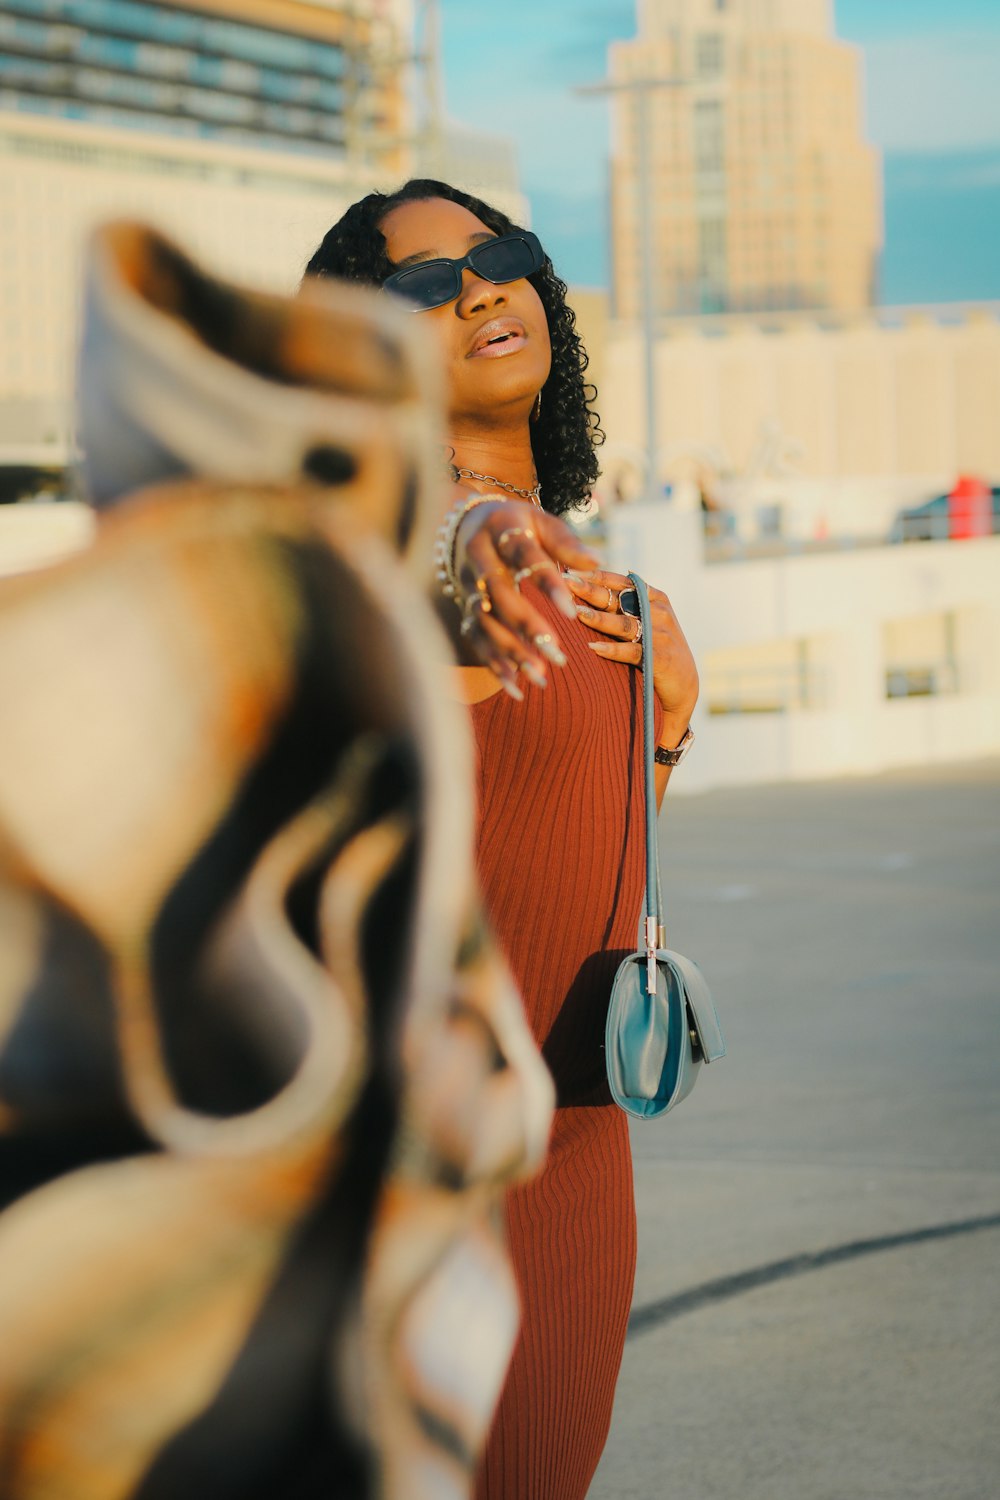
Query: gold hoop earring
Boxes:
[{"xmin": 531, "ymin": 390, "xmax": 542, "ymax": 423}]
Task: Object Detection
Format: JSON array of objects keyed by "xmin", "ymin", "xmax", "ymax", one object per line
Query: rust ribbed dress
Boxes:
[{"xmin": 470, "ymin": 588, "xmax": 660, "ymax": 1500}]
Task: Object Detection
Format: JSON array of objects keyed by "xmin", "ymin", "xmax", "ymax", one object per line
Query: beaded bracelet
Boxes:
[{"xmin": 433, "ymin": 491, "xmax": 505, "ymax": 600}]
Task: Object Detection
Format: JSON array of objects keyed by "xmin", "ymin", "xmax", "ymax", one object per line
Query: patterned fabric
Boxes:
[{"xmin": 0, "ymin": 226, "xmax": 554, "ymax": 1500}]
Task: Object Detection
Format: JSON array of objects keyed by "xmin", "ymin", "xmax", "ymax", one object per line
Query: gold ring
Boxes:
[
  {"xmin": 513, "ymin": 561, "xmax": 556, "ymax": 587},
  {"xmin": 462, "ymin": 585, "xmax": 493, "ymax": 619},
  {"xmin": 473, "ymin": 568, "xmax": 507, "ymax": 591},
  {"xmin": 497, "ymin": 526, "xmax": 536, "ymax": 554},
  {"xmin": 605, "ymin": 585, "xmax": 617, "ymax": 611},
  {"xmin": 632, "ymin": 616, "xmax": 643, "ymax": 643}
]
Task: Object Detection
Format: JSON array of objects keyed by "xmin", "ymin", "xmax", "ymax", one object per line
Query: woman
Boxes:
[{"xmin": 305, "ymin": 181, "xmax": 698, "ymax": 1500}]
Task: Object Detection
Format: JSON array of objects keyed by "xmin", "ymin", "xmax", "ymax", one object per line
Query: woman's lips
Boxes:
[{"xmin": 468, "ymin": 319, "xmax": 528, "ymax": 358}]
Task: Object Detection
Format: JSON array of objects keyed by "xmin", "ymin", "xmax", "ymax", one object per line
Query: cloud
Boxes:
[
  {"xmin": 862, "ymin": 33, "xmax": 1000, "ymax": 151},
  {"xmin": 886, "ymin": 148, "xmax": 1000, "ymax": 194}
]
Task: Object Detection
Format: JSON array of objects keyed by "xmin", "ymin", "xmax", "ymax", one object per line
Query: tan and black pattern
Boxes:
[{"xmin": 0, "ymin": 228, "xmax": 554, "ymax": 1500}]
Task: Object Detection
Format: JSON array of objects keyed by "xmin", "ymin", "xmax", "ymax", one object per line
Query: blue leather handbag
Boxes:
[{"xmin": 605, "ymin": 573, "xmax": 726, "ymax": 1120}]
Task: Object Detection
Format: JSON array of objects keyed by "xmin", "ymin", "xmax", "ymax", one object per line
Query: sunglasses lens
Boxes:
[
  {"xmin": 387, "ymin": 261, "xmax": 461, "ymax": 310},
  {"xmin": 472, "ymin": 236, "xmax": 539, "ymax": 284},
  {"xmin": 384, "ymin": 233, "xmax": 543, "ymax": 310}
]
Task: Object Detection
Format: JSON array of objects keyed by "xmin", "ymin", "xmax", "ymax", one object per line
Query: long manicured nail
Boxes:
[
  {"xmin": 534, "ymin": 633, "xmax": 567, "ymax": 667},
  {"xmin": 521, "ymin": 661, "xmax": 548, "ymax": 689},
  {"xmin": 588, "ymin": 641, "xmax": 612, "ymax": 655},
  {"xmin": 502, "ymin": 678, "xmax": 525, "ymax": 701},
  {"xmin": 554, "ymin": 590, "xmax": 578, "ymax": 621}
]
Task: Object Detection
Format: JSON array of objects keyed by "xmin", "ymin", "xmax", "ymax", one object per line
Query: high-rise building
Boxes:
[
  {"xmin": 0, "ymin": 0, "xmax": 413, "ymax": 462},
  {"xmin": 0, "ymin": 0, "xmax": 411, "ymax": 165},
  {"xmin": 0, "ymin": 0, "xmax": 524, "ymax": 469},
  {"xmin": 609, "ymin": 0, "xmax": 881, "ymax": 319}
]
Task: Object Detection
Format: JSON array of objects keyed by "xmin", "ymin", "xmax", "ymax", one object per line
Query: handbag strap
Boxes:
[{"xmin": 627, "ymin": 571, "xmax": 662, "ymax": 994}]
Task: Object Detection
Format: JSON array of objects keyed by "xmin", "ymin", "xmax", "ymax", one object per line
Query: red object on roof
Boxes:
[{"xmin": 948, "ymin": 474, "xmax": 991, "ymax": 539}]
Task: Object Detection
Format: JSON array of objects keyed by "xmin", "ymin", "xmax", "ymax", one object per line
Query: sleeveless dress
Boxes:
[{"xmin": 470, "ymin": 588, "xmax": 660, "ymax": 1500}]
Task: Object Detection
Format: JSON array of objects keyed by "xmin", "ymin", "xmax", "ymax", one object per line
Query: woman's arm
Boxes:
[{"xmin": 652, "ymin": 710, "xmax": 696, "ymax": 810}]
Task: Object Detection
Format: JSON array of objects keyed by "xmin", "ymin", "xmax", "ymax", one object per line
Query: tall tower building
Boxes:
[{"xmin": 609, "ymin": 0, "xmax": 881, "ymax": 319}]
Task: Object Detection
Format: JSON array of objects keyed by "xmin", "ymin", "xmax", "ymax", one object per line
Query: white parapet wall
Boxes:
[
  {"xmin": 2, "ymin": 496, "xmax": 996, "ymax": 796},
  {"xmin": 605, "ymin": 501, "xmax": 1000, "ymax": 794}
]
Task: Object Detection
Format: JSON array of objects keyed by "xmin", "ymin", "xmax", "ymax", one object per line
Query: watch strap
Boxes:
[{"xmin": 654, "ymin": 727, "xmax": 694, "ymax": 767}]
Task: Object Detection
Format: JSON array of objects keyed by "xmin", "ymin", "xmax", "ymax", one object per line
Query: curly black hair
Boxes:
[{"xmin": 303, "ymin": 178, "xmax": 603, "ymax": 517}]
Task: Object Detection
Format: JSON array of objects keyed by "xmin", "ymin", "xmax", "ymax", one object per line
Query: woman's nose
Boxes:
[{"xmin": 456, "ymin": 271, "xmax": 507, "ymax": 317}]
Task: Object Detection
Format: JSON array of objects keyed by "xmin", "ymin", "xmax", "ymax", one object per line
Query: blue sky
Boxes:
[{"xmin": 438, "ymin": 0, "xmax": 1000, "ymax": 303}]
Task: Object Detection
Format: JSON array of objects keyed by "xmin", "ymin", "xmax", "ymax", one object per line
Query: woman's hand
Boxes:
[
  {"xmin": 566, "ymin": 568, "xmax": 699, "ymax": 745},
  {"xmin": 451, "ymin": 497, "xmax": 600, "ymax": 697}
]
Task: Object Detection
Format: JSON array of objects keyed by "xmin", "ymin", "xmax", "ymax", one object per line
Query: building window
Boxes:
[
  {"xmin": 696, "ymin": 34, "xmax": 724, "ymax": 77},
  {"xmin": 704, "ymin": 639, "xmax": 826, "ymax": 715},
  {"xmin": 698, "ymin": 216, "xmax": 726, "ymax": 276},
  {"xmin": 697, "ymin": 215, "xmax": 727, "ymax": 311},
  {"xmin": 693, "ymin": 98, "xmax": 725, "ymax": 174},
  {"xmin": 884, "ymin": 612, "xmax": 960, "ymax": 698},
  {"xmin": 0, "ymin": 0, "xmax": 352, "ymax": 156}
]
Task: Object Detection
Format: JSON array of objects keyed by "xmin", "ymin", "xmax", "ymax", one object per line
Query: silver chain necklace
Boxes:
[{"xmin": 450, "ymin": 465, "xmax": 542, "ymax": 507}]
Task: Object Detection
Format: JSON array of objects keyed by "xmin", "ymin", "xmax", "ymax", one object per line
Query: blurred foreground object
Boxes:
[
  {"xmin": 0, "ymin": 226, "xmax": 553, "ymax": 1500},
  {"xmin": 0, "ymin": 501, "xmax": 96, "ymax": 578},
  {"xmin": 77, "ymin": 220, "xmax": 442, "ymax": 576}
]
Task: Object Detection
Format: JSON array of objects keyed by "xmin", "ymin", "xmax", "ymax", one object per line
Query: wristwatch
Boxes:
[{"xmin": 654, "ymin": 726, "xmax": 694, "ymax": 767}]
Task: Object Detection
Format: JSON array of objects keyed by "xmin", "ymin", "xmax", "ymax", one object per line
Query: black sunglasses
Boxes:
[{"xmin": 382, "ymin": 230, "xmax": 546, "ymax": 311}]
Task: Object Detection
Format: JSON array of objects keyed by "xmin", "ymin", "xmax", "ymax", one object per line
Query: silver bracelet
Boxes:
[{"xmin": 433, "ymin": 492, "xmax": 505, "ymax": 600}]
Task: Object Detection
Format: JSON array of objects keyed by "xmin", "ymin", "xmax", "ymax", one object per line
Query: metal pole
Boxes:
[
  {"xmin": 421, "ymin": 0, "xmax": 445, "ymax": 172},
  {"xmin": 636, "ymin": 83, "xmax": 659, "ymax": 507},
  {"xmin": 575, "ymin": 72, "xmax": 687, "ymax": 508}
]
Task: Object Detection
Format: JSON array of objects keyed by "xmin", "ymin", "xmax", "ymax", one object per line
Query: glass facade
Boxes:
[
  {"xmin": 693, "ymin": 98, "xmax": 725, "ymax": 175},
  {"xmin": 695, "ymin": 33, "xmax": 723, "ymax": 78},
  {"xmin": 0, "ymin": 0, "xmax": 375, "ymax": 156}
]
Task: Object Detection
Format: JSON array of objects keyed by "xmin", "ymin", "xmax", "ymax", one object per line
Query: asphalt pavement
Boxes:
[{"xmin": 591, "ymin": 758, "xmax": 1000, "ymax": 1500}]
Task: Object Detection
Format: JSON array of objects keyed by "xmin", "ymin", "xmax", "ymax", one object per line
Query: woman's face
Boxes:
[{"xmin": 379, "ymin": 196, "xmax": 551, "ymax": 425}]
